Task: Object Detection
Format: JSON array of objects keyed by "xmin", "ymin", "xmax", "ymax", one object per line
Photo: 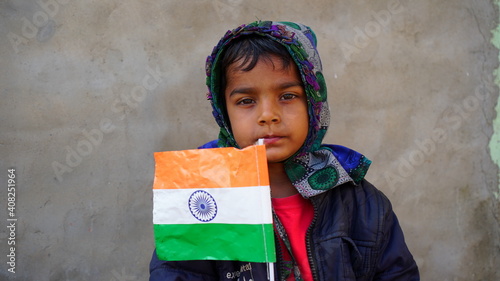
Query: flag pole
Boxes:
[
  {"xmin": 256, "ymin": 138, "xmax": 275, "ymax": 281},
  {"xmin": 267, "ymin": 262, "xmax": 275, "ymax": 281}
]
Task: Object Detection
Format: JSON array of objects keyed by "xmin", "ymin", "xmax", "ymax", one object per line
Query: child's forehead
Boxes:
[
  {"xmin": 225, "ymin": 55, "xmax": 292, "ymax": 74},
  {"xmin": 224, "ymin": 56, "xmax": 302, "ymax": 86}
]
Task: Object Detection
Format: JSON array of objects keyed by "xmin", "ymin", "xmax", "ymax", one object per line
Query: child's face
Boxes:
[{"xmin": 224, "ymin": 56, "xmax": 309, "ymax": 163}]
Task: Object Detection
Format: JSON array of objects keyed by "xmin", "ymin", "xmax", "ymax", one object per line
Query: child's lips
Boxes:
[{"xmin": 261, "ymin": 136, "xmax": 282, "ymax": 145}]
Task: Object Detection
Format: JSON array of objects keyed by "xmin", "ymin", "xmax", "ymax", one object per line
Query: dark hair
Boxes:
[{"xmin": 220, "ymin": 35, "xmax": 295, "ymax": 92}]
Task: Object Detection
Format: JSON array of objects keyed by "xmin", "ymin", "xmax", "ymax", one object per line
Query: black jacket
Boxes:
[{"xmin": 149, "ymin": 180, "xmax": 419, "ymax": 280}]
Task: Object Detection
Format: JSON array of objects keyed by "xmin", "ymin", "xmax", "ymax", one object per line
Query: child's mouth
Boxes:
[{"xmin": 260, "ymin": 136, "xmax": 282, "ymax": 145}]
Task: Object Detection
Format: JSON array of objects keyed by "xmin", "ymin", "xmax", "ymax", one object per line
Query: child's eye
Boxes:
[
  {"xmin": 236, "ymin": 98, "xmax": 255, "ymax": 105},
  {"xmin": 280, "ymin": 93, "xmax": 298, "ymax": 100}
]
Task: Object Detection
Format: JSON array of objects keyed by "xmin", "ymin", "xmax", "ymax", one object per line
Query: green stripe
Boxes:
[{"xmin": 154, "ymin": 223, "xmax": 276, "ymax": 263}]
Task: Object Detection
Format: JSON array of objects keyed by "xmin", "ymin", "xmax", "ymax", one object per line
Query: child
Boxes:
[{"xmin": 150, "ymin": 20, "xmax": 419, "ymax": 281}]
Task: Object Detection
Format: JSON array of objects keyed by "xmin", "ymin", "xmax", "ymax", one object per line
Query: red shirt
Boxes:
[{"xmin": 272, "ymin": 193, "xmax": 315, "ymax": 281}]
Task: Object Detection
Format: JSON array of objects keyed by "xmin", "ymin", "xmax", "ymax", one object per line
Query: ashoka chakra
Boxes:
[{"xmin": 188, "ymin": 190, "xmax": 217, "ymax": 222}]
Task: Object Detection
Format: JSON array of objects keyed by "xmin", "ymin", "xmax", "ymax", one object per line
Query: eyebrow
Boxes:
[
  {"xmin": 228, "ymin": 81, "xmax": 303, "ymax": 97},
  {"xmin": 229, "ymin": 87, "xmax": 254, "ymax": 97},
  {"xmin": 278, "ymin": 81, "xmax": 303, "ymax": 90}
]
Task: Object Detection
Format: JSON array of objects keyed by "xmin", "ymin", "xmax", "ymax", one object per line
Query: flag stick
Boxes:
[
  {"xmin": 267, "ymin": 263, "xmax": 275, "ymax": 281},
  {"xmin": 258, "ymin": 138, "xmax": 275, "ymax": 281}
]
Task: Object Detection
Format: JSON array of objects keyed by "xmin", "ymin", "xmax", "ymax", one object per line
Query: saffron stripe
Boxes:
[
  {"xmin": 153, "ymin": 145, "xmax": 269, "ymax": 189},
  {"xmin": 153, "ymin": 186, "xmax": 272, "ymax": 225},
  {"xmin": 154, "ymin": 223, "xmax": 276, "ymax": 263}
]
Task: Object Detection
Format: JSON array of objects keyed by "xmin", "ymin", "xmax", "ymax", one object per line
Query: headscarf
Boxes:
[{"xmin": 205, "ymin": 21, "xmax": 371, "ymax": 198}]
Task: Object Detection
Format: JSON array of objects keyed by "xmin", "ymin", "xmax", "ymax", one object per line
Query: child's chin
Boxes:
[{"xmin": 265, "ymin": 152, "xmax": 292, "ymax": 163}]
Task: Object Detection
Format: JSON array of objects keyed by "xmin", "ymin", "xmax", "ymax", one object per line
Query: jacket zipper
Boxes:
[
  {"xmin": 306, "ymin": 197, "xmax": 320, "ymax": 281},
  {"xmin": 273, "ymin": 211, "xmax": 285, "ymax": 281},
  {"xmin": 275, "ymin": 231, "xmax": 284, "ymax": 280}
]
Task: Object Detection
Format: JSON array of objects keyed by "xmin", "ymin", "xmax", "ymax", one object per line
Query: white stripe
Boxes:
[{"xmin": 153, "ymin": 186, "xmax": 272, "ymax": 225}]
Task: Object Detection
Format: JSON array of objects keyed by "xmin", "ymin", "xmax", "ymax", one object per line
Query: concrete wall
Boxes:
[{"xmin": 1, "ymin": 0, "xmax": 498, "ymax": 280}]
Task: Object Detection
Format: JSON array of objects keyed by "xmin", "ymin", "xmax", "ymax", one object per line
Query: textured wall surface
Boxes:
[{"xmin": 1, "ymin": 0, "xmax": 499, "ymax": 280}]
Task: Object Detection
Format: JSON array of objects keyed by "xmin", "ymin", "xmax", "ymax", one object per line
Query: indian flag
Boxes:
[{"xmin": 152, "ymin": 144, "xmax": 276, "ymax": 263}]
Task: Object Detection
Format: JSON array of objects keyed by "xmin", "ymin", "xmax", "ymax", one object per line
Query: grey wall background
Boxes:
[{"xmin": 1, "ymin": 0, "xmax": 499, "ymax": 280}]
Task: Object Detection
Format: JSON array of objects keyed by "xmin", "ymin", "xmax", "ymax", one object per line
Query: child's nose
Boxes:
[{"xmin": 258, "ymin": 101, "xmax": 280, "ymax": 124}]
